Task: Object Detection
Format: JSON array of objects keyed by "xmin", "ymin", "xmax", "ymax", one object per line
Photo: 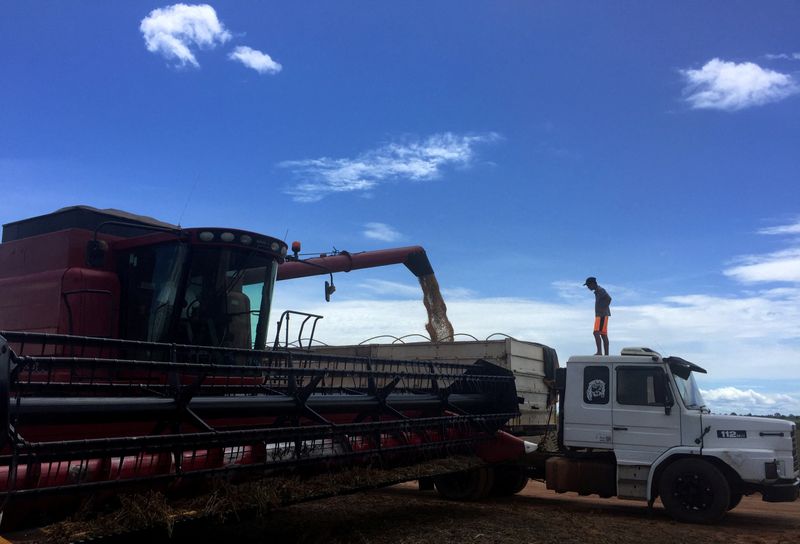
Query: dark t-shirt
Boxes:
[{"xmin": 595, "ymin": 286, "xmax": 611, "ymax": 317}]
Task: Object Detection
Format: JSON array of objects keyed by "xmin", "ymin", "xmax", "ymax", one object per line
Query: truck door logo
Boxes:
[
  {"xmin": 583, "ymin": 366, "xmax": 609, "ymax": 404},
  {"xmin": 586, "ymin": 379, "xmax": 607, "ymax": 402}
]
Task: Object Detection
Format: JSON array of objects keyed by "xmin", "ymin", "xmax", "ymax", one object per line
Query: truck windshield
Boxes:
[
  {"xmin": 671, "ymin": 370, "xmax": 705, "ymax": 409},
  {"xmin": 119, "ymin": 243, "xmax": 278, "ymax": 349}
]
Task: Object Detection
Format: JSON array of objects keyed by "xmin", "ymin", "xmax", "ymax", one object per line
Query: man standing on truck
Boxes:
[{"xmin": 584, "ymin": 277, "xmax": 611, "ymax": 355}]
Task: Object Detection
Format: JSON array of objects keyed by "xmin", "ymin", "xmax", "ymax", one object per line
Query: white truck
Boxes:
[
  {"xmin": 319, "ymin": 342, "xmax": 799, "ymax": 523},
  {"xmin": 543, "ymin": 347, "xmax": 798, "ymax": 523}
]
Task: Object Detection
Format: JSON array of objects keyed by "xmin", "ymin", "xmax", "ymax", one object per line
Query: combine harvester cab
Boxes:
[{"xmin": 0, "ymin": 206, "xmax": 529, "ymax": 533}]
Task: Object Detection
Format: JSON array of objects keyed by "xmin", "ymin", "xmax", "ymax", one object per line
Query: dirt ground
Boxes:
[{"xmin": 166, "ymin": 480, "xmax": 799, "ymax": 544}]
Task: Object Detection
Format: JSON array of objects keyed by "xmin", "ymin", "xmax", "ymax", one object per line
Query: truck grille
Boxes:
[{"xmin": 793, "ymin": 427, "xmax": 799, "ymax": 474}]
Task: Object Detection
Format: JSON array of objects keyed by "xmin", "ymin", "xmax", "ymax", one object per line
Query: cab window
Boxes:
[{"xmin": 616, "ymin": 367, "xmax": 667, "ymax": 406}]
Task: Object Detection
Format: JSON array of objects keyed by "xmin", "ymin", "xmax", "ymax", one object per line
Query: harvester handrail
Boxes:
[
  {"xmin": 0, "ymin": 330, "xmax": 474, "ymax": 373},
  {"xmin": 12, "ymin": 353, "xmax": 508, "ymax": 377}
]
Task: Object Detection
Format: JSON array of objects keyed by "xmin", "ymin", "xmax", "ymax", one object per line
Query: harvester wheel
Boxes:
[
  {"xmin": 434, "ymin": 467, "xmax": 494, "ymax": 501},
  {"xmin": 659, "ymin": 458, "xmax": 730, "ymax": 524},
  {"xmin": 490, "ymin": 465, "xmax": 529, "ymax": 496}
]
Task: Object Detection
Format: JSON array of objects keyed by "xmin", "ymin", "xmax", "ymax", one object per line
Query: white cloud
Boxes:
[
  {"xmin": 725, "ymin": 248, "xmax": 800, "ymax": 283},
  {"xmin": 355, "ymin": 279, "xmax": 475, "ymax": 300},
  {"xmin": 551, "ymin": 280, "xmax": 586, "ymax": 302},
  {"xmin": 280, "ymin": 132, "xmax": 500, "ymax": 202},
  {"xmin": 363, "ymin": 222, "xmax": 402, "ymax": 242},
  {"xmin": 441, "ymin": 287, "xmax": 477, "ymax": 299},
  {"xmin": 552, "ymin": 280, "xmax": 642, "ymax": 303},
  {"xmin": 681, "ymin": 58, "xmax": 799, "ymax": 111},
  {"xmin": 358, "ymin": 279, "xmax": 420, "ymax": 298},
  {"xmin": 764, "ymin": 53, "xmax": 800, "ymax": 61},
  {"xmin": 228, "ymin": 46, "xmax": 282, "ymax": 75},
  {"xmin": 758, "ymin": 220, "xmax": 800, "ymax": 236},
  {"xmin": 701, "ymin": 387, "xmax": 798, "ymax": 415},
  {"xmin": 140, "ymin": 3, "xmax": 231, "ymax": 67},
  {"xmin": 724, "ymin": 221, "xmax": 800, "ymax": 283}
]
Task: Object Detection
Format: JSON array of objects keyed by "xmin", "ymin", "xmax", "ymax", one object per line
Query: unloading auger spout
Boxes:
[{"xmin": 277, "ymin": 246, "xmax": 455, "ymax": 342}]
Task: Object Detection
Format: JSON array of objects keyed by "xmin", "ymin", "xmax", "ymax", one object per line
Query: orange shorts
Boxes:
[{"xmin": 594, "ymin": 316, "xmax": 609, "ymax": 335}]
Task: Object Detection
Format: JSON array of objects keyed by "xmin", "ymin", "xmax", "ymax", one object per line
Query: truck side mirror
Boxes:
[{"xmin": 86, "ymin": 240, "xmax": 108, "ymax": 268}]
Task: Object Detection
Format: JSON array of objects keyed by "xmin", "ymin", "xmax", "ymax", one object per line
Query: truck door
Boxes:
[
  {"xmin": 612, "ymin": 365, "xmax": 680, "ymax": 465},
  {"xmin": 562, "ymin": 363, "xmax": 613, "ymax": 449}
]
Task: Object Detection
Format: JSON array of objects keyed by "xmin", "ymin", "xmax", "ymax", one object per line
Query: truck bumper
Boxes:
[{"xmin": 756, "ymin": 478, "xmax": 800, "ymax": 502}]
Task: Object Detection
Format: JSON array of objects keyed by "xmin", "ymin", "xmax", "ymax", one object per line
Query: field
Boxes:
[{"xmin": 166, "ymin": 480, "xmax": 799, "ymax": 544}]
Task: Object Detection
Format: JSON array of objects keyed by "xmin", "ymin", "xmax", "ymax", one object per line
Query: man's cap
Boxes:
[{"xmin": 583, "ymin": 276, "xmax": 597, "ymax": 286}]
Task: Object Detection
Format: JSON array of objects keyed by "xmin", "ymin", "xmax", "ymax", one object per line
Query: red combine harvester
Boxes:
[{"xmin": 0, "ymin": 206, "xmax": 528, "ymax": 533}]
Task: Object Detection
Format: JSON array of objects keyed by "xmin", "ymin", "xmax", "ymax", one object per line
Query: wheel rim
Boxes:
[{"xmin": 672, "ymin": 471, "xmax": 714, "ymax": 511}]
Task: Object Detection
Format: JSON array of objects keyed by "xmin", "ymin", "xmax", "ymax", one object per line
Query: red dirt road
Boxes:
[{"xmin": 176, "ymin": 479, "xmax": 799, "ymax": 544}]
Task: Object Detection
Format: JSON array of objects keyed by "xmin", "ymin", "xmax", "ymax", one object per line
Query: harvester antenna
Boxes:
[{"xmin": 176, "ymin": 178, "xmax": 199, "ymax": 227}]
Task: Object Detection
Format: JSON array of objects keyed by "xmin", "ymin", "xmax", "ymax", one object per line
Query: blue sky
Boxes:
[{"xmin": 2, "ymin": 2, "xmax": 799, "ymax": 414}]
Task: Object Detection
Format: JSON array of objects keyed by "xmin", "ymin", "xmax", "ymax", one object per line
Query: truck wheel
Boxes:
[
  {"xmin": 659, "ymin": 458, "xmax": 730, "ymax": 524},
  {"xmin": 490, "ymin": 466, "xmax": 529, "ymax": 496},
  {"xmin": 727, "ymin": 491, "xmax": 743, "ymax": 511},
  {"xmin": 434, "ymin": 467, "xmax": 494, "ymax": 501}
]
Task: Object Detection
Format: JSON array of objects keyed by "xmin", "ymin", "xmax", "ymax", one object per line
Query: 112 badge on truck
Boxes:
[{"xmin": 717, "ymin": 430, "xmax": 747, "ymax": 438}]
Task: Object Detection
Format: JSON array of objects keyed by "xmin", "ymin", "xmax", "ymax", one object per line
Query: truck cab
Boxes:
[{"xmin": 553, "ymin": 348, "xmax": 799, "ymax": 522}]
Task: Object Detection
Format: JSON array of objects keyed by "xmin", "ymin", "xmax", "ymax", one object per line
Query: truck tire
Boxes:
[
  {"xmin": 434, "ymin": 467, "xmax": 494, "ymax": 501},
  {"xmin": 727, "ymin": 491, "xmax": 743, "ymax": 511},
  {"xmin": 659, "ymin": 458, "xmax": 731, "ymax": 524},
  {"xmin": 490, "ymin": 466, "xmax": 529, "ymax": 496}
]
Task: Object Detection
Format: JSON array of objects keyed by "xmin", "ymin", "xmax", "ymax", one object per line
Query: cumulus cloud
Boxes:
[
  {"xmin": 281, "ymin": 132, "xmax": 500, "ymax": 202},
  {"xmin": 363, "ymin": 222, "xmax": 402, "ymax": 242},
  {"xmin": 228, "ymin": 45, "xmax": 282, "ymax": 74},
  {"xmin": 701, "ymin": 387, "xmax": 798, "ymax": 415},
  {"xmin": 681, "ymin": 58, "xmax": 799, "ymax": 111},
  {"xmin": 140, "ymin": 3, "xmax": 231, "ymax": 67}
]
